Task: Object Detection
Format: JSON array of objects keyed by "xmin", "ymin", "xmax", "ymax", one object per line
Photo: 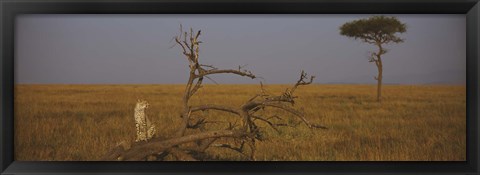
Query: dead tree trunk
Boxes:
[{"xmin": 102, "ymin": 26, "xmax": 327, "ymax": 161}]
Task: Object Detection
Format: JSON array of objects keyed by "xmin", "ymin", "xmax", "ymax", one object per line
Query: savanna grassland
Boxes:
[{"xmin": 14, "ymin": 84, "xmax": 466, "ymax": 161}]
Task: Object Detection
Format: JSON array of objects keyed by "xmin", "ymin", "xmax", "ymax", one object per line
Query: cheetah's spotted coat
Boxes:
[{"xmin": 134, "ymin": 99, "xmax": 156, "ymax": 142}]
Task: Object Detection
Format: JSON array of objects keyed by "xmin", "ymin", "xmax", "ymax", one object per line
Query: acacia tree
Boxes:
[
  {"xmin": 102, "ymin": 27, "xmax": 327, "ymax": 161},
  {"xmin": 340, "ymin": 16, "xmax": 406, "ymax": 102}
]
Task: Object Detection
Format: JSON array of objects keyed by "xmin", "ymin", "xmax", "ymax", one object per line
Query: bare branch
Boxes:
[
  {"xmin": 200, "ymin": 64, "xmax": 218, "ymax": 70},
  {"xmin": 289, "ymin": 70, "xmax": 315, "ymax": 95},
  {"xmin": 195, "ymin": 30, "xmax": 201, "ymax": 40},
  {"xmin": 267, "ymin": 114, "xmax": 283, "ymax": 121},
  {"xmin": 187, "ymin": 118, "xmax": 206, "ymax": 129},
  {"xmin": 174, "ymin": 38, "xmax": 188, "ymax": 56},
  {"xmin": 263, "ymin": 104, "xmax": 322, "ymax": 129},
  {"xmin": 191, "ymin": 105, "xmax": 242, "ymax": 116},
  {"xmin": 189, "ymin": 77, "xmax": 204, "ymax": 97},
  {"xmin": 251, "ymin": 115, "xmax": 281, "ymax": 133},
  {"xmin": 211, "ymin": 141, "xmax": 251, "ymax": 159},
  {"xmin": 204, "ymin": 75, "xmax": 219, "ymax": 85},
  {"xmin": 197, "ymin": 69, "xmax": 257, "ymax": 79}
]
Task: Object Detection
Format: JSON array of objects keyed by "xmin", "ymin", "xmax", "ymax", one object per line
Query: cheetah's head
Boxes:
[{"xmin": 136, "ymin": 99, "xmax": 149, "ymax": 109}]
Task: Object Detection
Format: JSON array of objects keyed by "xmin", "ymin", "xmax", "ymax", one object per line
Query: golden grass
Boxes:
[{"xmin": 14, "ymin": 84, "xmax": 466, "ymax": 161}]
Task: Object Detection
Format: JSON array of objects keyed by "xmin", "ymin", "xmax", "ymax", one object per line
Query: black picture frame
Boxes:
[{"xmin": 1, "ymin": 0, "xmax": 479, "ymax": 174}]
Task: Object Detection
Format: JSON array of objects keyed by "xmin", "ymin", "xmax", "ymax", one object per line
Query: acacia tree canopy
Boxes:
[
  {"xmin": 340, "ymin": 16, "xmax": 407, "ymax": 44},
  {"xmin": 339, "ymin": 15, "xmax": 407, "ymax": 102}
]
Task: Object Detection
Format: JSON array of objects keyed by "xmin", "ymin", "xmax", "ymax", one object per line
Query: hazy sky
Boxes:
[{"xmin": 15, "ymin": 14, "xmax": 466, "ymax": 84}]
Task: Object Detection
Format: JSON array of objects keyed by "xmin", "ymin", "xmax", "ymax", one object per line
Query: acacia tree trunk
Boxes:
[
  {"xmin": 374, "ymin": 43, "xmax": 384, "ymax": 102},
  {"xmin": 376, "ymin": 58, "xmax": 382, "ymax": 102}
]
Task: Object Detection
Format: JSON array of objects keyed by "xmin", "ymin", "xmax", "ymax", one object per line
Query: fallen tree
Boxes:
[{"xmin": 102, "ymin": 26, "xmax": 327, "ymax": 161}]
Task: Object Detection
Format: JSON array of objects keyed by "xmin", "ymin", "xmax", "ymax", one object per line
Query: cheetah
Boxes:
[{"xmin": 134, "ymin": 99, "xmax": 156, "ymax": 142}]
